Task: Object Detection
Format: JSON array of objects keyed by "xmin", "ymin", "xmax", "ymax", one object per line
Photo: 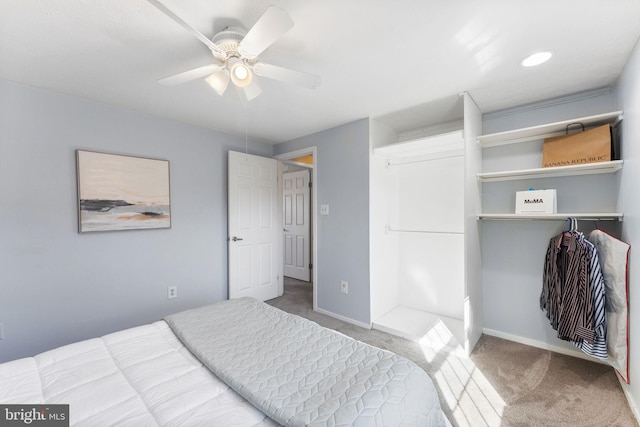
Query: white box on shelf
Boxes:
[{"xmin": 515, "ymin": 189, "xmax": 557, "ymax": 214}]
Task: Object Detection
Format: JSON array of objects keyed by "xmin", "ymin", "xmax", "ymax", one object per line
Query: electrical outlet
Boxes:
[
  {"xmin": 167, "ymin": 286, "xmax": 178, "ymax": 299},
  {"xmin": 340, "ymin": 281, "xmax": 348, "ymax": 294},
  {"xmin": 0, "ymin": 323, "xmax": 4, "ymax": 340}
]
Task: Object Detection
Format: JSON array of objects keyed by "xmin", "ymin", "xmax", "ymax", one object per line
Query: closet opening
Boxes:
[{"xmin": 371, "ymin": 131, "xmax": 467, "ymax": 355}]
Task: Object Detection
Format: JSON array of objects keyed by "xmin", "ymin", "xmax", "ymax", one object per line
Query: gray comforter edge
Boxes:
[{"xmin": 165, "ymin": 297, "xmax": 445, "ymax": 427}]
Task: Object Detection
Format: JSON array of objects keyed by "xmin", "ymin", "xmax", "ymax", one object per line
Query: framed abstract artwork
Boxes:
[{"xmin": 76, "ymin": 150, "xmax": 171, "ymax": 233}]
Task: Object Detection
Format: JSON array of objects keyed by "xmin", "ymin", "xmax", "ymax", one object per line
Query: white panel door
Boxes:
[
  {"xmin": 283, "ymin": 170, "xmax": 310, "ymax": 281},
  {"xmin": 228, "ymin": 151, "xmax": 280, "ymax": 301}
]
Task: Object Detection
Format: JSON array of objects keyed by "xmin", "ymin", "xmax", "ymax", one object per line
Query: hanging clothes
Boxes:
[
  {"xmin": 573, "ymin": 232, "xmax": 607, "ymax": 359},
  {"xmin": 588, "ymin": 229, "xmax": 631, "ymax": 383},
  {"xmin": 541, "ymin": 231, "xmax": 595, "ymax": 344}
]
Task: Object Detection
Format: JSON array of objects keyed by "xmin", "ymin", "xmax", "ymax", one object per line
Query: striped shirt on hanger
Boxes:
[{"xmin": 541, "ymin": 232, "xmax": 595, "ymax": 344}]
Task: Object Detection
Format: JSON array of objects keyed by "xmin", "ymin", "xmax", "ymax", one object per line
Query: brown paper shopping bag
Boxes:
[{"xmin": 542, "ymin": 124, "xmax": 611, "ymax": 168}]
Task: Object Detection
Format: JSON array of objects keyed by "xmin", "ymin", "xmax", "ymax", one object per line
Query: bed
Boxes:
[{"xmin": 0, "ymin": 298, "xmax": 447, "ymax": 426}]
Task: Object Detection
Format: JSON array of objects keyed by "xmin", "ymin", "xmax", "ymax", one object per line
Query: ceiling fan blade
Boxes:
[
  {"xmin": 238, "ymin": 6, "xmax": 294, "ymax": 59},
  {"xmin": 253, "ymin": 62, "xmax": 321, "ymax": 89},
  {"xmin": 147, "ymin": 0, "xmax": 226, "ymax": 57},
  {"xmin": 159, "ymin": 64, "xmax": 222, "ymax": 85}
]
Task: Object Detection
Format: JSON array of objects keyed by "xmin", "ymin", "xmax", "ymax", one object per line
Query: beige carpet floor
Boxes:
[{"xmin": 267, "ymin": 278, "xmax": 637, "ymax": 427}]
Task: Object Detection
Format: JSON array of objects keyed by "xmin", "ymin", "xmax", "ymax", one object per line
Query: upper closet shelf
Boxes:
[
  {"xmin": 477, "ymin": 160, "xmax": 623, "ymax": 182},
  {"xmin": 374, "ymin": 130, "xmax": 463, "ymax": 165},
  {"xmin": 476, "ymin": 111, "xmax": 623, "ymax": 148}
]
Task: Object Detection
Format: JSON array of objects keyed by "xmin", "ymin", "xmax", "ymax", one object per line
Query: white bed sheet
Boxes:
[{"xmin": 0, "ymin": 321, "xmax": 278, "ymax": 427}]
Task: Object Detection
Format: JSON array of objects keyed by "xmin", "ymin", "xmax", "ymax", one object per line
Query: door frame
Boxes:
[{"xmin": 275, "ymin": 147, "xmax": 318, "ymax": 311}]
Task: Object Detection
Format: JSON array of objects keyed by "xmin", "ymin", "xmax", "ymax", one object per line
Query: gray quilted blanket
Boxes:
[{"xmin": 165, "ymin": 298, "xmax": 445, "ymax": 427}]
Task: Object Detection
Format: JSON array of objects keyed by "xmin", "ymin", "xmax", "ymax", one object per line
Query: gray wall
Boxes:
[
  {"xmin": 0, "ymin": 79, "xmax": 271, "ymax": 362},
  {"xmin": 616, "ymin": 36, "xmax": 640, "ymax": 415},
  {"xmin": 274, "ymin": 119, "xmax": 371, "ymax": 325}
]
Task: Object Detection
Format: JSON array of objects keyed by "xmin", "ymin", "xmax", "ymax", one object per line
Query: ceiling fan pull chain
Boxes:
[{"xmin": 245, "ymin": 95, "xmax": 249, "ymax": 155}]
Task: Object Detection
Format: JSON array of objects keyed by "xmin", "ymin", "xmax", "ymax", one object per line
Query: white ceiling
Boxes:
[{"xmin": 2, "ymin": 0, "xmax": 639, "ymax": 143}]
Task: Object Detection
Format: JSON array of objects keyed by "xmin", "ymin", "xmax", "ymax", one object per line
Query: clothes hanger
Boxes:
[
  {"xmin": 561, "ymin": 217, "xmax": 577, "ymax": 247},
  {"xmin": 564, "ymin": 218, "xmax": 577, "ymax": 232}
]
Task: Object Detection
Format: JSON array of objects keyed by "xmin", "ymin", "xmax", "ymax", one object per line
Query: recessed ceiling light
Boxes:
[{"xmin": 521, "ymin": 51, "xmax": 553, "ymax": 67}]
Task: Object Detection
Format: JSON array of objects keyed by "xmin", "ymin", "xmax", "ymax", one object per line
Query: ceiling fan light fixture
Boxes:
[
  {"xmin": 148, "ymin": 1, "xmax": 320, "ymax": 102},
  {"xmin": 229, "ymin": 58, "xmax": 253, "ymax": 88},
  {"xmin": 205, "ymin": 69, "xmax": 230, "ymax": 95},
  {"xmin": 521, "ymin": 51, "xmax": 553, "ymax": 67},
  {"xmin": 243, "ymin": 80, "xmax": 263, "ymax": 101},
  {"xmin": 234, "ymin": 65, "xmax": 248, "ymax": 80}
]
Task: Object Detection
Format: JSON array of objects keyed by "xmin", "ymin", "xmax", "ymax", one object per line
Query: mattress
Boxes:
[
  {"xmin": 0, "ymin": 321, "xmax": 277, "ymax": 426},
  {"xmin": 0, "ymin": 300, "xmax": 447, "ymax": 426}
]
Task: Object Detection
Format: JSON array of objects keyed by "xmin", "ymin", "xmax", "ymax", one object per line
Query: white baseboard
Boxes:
[
  {"xmin": 617, "ymin": 376, "xmax": 640, "ymax": 423},
  {"xmin": 314, "ymin": 307, "xmax": 372, "ymax": 329},
  {"xmin": 482, "ymin": 328, "xmax": 608, "ymax": 365}
]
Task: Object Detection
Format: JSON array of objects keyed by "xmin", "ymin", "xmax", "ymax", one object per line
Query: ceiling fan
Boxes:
[{"xmin": 147, "ymin": 0, "xmax": 321, "ymax": 100}]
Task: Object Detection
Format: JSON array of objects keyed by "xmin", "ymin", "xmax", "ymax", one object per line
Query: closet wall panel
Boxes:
[
  {"xmin": 396, "ymin": 154, "xmax": 465, "ymax": 318},
  {"xmin": 397, "ymin": 156, "xmax": 464, "ymax": 232},
  {"xmin": 398, "ymin": 233, "xmax": 464, "ymax": 318}
]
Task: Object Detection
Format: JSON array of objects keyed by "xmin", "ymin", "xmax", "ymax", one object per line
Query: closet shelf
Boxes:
[
  {"xmin": 476, "ymin": 111, "xmax": 623, "ymax": 148},
  {"xmin": 478, "ymin": 213, "xmax": 623, "ymax": 221},
  {"xmin": 477, "ymin": 160, "xmax": 623, "ymax": 182}
]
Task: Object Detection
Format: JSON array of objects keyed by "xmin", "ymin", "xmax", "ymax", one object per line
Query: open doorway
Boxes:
[
  {"xmin": 275, "ymin": 147, "xmax": 317, "ymax": 311},
  {"xmin": 283, "ymin": 168, "xmax": 310, "ymax": 282}
]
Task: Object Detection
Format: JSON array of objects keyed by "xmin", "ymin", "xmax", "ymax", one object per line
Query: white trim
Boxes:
[
  {"xmin": 315, "ymin": 307, "xmax": 372, "ymax": 329},
  {"xmin": 283, "ymin": 160, "xmax": 313, "ymax": 169},
  {"xmin": 274, "ymin": 147, "xmax": 318, "ymax": 312},
  {"xmin": 482, "ymin": 328, "xmax": 609, "ymax": 365},
  {"xmin": 275, "ymin": 148, "xmax": 315, "ymax": 162},
  {"xmin": 617, "ymin": 377, "xmax": 640, "ymax": 423}
]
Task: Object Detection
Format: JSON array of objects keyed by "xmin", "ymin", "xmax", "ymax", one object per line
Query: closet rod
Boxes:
[{"xmin": 385, "ymin": 226, "xmax": 463, "ymax": 235}]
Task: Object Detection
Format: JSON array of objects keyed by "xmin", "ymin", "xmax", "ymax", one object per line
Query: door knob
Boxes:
[{"xmin": 231, "ymin": 236, "xmax": 243, "ymax": 242}]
